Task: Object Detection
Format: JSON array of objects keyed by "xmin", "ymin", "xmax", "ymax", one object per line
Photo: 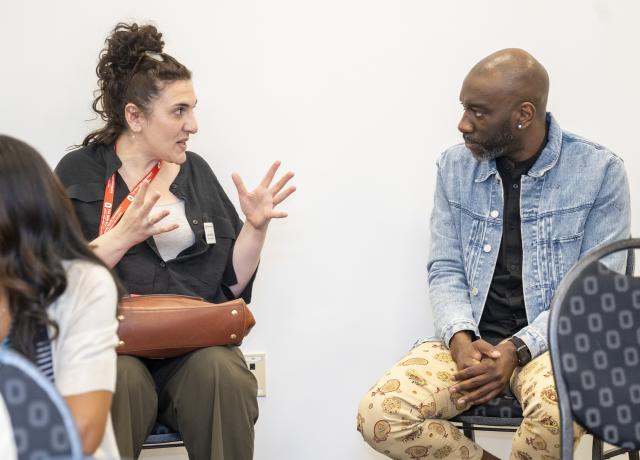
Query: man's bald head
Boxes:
[
  {"xmin": 466, "ymin": 48, "xmax": 549, "ymax": 119},
  {"xmin": 458, "ymin": 49, "xmax": 551, "ymax": 162}
]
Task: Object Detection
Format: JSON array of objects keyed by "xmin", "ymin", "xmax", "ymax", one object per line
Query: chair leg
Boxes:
[
  {"xmin": 461, "ymin": 422, "xmax": 475, "ymax": 442},
  {"xmin": 592, "ymin": 437, "xmax": 603, "ymax": 460},
  {"xmin": 628, "ymin": 450, "xmax": 640, "ymax": 460}
]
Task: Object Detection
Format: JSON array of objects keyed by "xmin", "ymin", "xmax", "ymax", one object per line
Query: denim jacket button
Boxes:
[
  {"xmin": 483, "ymin": 244, "xmax": 492, "ymax": 253},
  {"xmin": 490, "ymin": 210, "xmax": 499, "ymax": 218},
  {"xmin": 471, "ymin": 287, "xmax": 479, "ymax": 296}
]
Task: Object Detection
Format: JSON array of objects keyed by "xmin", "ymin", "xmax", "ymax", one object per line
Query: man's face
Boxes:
[{"xmin": 457, "ymin": 73, "xmax": 518, "ymax": 161}]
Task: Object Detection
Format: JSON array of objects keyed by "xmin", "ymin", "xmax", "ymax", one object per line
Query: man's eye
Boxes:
[{"xmin": 462, "ymin": 106, "xmax": 484, "ymax": 119}]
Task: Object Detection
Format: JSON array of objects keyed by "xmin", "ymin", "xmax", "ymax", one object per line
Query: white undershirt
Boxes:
[{"xmin": 152, "ymin": 200, "xmax": 196, "ymax": 261}]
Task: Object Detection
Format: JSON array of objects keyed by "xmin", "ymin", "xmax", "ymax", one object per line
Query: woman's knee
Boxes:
[
  {"xmin": 116, "ymin": 355, "xmax": 155, "ymax": 395},
  {"xmin": 183, "ymin": 346, "xmax": 257, "ymax": 397}
]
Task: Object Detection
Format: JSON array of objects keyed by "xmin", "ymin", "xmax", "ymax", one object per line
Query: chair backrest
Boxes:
[
  {"xmin": 549, "ymin": 238, "xmax": 640, "ymax": 452},
  {"xmin": 0, "ymin": 348, "xmax": 84, "ymax": 460}
]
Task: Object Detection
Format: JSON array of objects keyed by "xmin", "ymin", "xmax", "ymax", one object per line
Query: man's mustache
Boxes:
[{"xmin": 463, "ymin": 135, "xmax": 480, "ymax": 145}]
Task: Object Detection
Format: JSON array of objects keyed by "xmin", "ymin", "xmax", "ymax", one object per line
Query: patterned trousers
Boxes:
[{"xmin": 357, "ymin": 341, "xmax": 585, "ymax": 460}]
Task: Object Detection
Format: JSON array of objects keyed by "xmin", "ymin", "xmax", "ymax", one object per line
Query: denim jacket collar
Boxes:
[{"xmin": 474, "ymin": 113, "xmax": 561, "ymax": 183}]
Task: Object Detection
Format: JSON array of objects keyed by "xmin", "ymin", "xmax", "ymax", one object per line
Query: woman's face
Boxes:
[{"xmin": 139, "ymin": 79, "xmax": 198, "ymax": 164}]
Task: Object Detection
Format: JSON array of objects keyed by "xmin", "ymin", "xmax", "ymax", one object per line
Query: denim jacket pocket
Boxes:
[
  {"xmin": 551, "ymin": 233, "xmax": 583, "ymax": 286},
  {"xmin": 464, "ymin": 218, "xmax": 482, "ymax": 286},
  {"xmin": 535, "ymin": 212, "xmax": 585, "ymax": 304}
]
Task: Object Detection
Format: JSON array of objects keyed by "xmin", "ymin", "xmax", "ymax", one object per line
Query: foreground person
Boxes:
[{"xmin": 1, "ymin": 135, "xmax": 120, "ymax": 458}]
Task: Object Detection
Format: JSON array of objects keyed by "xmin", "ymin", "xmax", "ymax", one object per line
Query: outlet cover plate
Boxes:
[{"xmin": 244, "ymin": 352, "xmax": 266, "ymax": 397}]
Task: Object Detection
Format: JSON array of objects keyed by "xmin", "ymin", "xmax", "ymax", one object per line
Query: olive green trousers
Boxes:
[{"xmin": 111, "ymin": 346, "xmax": 258, "ymax": 460}]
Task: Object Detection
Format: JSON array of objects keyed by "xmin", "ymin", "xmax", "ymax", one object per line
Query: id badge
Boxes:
[{"xmin": 204, "ymin": 222, "xmax": 216, "ymax": 244}]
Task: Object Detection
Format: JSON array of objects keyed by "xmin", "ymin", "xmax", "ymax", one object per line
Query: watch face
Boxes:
[
  {"xmin": 517, "ymin": 346, "xmax": 531, "ymax": 366},
  {"xmin": 508, "ymin": 337, "xmax": 530, "ymax": 366}
]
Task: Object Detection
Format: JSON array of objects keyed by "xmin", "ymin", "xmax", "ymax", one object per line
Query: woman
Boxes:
[
  {"xmin": 0, "ymin": 393, "xmax": 16, "ymax": 460},
  {"xmin": 0, "ymin": 135, "xmax": 120, "ymax": 458},
  {"xmin": 55, "ymin": 23, "xmax": 295, "ymax": 460}
]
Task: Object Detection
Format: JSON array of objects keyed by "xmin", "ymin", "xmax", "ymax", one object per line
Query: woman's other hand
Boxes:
[
  {"xmin": 232, "ymin": 161, "xmax": 295, "ymax": 230},
  {"xmin": 228, "ymin": 161, "xmax": 295, "ymax": 296}
]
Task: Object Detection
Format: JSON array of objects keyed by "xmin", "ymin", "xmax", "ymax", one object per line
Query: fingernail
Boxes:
[
  {"xmin": 449, "ymin": 387, "xmax": 456, "ymax": 393},
  {"xmin": 458, "ymin": 399, "xmax": 465, "ymax": 405}
]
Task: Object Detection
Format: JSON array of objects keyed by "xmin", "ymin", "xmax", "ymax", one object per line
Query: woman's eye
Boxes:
[{"xmin": 474, "ymin": 111, "xmax": 483, "ymax": 118}]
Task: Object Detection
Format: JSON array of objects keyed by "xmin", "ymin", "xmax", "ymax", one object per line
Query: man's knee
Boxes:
[
  {"xmin": 514, "ymin": 381, "xmax": 585, "ymax": 457},
  {"xmin": 357, "ymin": 382, "xmax": 441, "ymax": 446}
]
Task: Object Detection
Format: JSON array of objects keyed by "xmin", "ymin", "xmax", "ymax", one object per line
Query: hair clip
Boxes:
[{"xmin": 143, "ymin": 51, "xmax": 164, "ymax": 62}]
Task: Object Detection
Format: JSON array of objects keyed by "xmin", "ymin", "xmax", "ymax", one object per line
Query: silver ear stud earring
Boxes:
[{"xmin": 517, "ymin": 124, "xmax": 523, "ymax": 129}]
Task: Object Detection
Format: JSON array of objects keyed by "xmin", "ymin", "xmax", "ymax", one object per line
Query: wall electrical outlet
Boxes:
[{"xmin": 244, "ymin": 352, "xmax": 267, "ymax": 397}]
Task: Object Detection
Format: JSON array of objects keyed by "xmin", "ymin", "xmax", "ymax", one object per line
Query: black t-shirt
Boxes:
[
  {"xmin": 478, "ymin": 150, "xmax": 541, "ymax": 345},
  {"xmin": 55, "ymin": 143, "xmax": 254, "ymax": 303}
]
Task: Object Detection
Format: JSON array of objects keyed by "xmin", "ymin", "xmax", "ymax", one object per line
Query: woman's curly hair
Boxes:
[
  {"xmin": 0, "ymin": 135, "xmax": 120, "ymax": 361},
  {"xmin": 83, "ymin": 22, "xmax": 192, "ymax": 146}
]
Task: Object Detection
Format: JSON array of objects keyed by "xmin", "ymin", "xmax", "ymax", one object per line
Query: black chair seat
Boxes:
[
  {"xmin": 452, "ymin": 391, "xmax": 523, "ymax": 427},
  {"xmin": 143, "ymin": 422, "xmax": 183, "ymax": 446}
]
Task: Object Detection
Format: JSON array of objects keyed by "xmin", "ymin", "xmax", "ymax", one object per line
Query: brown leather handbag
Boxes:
[{"xmin": 116, "ymin": 294, "xmax": 256, "ymax": 358}]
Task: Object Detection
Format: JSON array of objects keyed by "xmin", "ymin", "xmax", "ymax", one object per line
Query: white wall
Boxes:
[{"xmin": 2, "ymin": 1, "xmax": 639, "ymax": 459}]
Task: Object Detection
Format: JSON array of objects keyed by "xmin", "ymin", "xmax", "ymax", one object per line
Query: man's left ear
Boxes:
[{"xmin": 517, "ymin": 102, "xmax": 536, "ymax": 130}]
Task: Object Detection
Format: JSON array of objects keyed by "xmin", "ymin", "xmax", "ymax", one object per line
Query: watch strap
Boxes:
[{"xmin": 508, "ymin": 336, "xmax": 532, "ymax": 366}]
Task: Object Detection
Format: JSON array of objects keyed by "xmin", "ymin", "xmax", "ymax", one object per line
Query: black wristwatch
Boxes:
[{"xmin": 507, "ymin": 336, "xmax": 532, "ymax": 367}]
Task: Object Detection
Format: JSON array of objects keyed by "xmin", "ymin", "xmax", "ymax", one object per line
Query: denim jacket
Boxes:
[{"xmin": 427, "ymin": 113, "xmax": 631, "ymax": 358}]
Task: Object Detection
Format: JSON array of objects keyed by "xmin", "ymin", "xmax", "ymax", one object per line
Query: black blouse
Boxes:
[{"xmin": 55, "ymin": 144, "xmax": 254, "ymax": 303}]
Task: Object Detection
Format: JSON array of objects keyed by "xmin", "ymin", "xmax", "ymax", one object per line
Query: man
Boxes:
[{"xmin": 358, "ymin": 49, "xmax": 630, "ymax": 460}]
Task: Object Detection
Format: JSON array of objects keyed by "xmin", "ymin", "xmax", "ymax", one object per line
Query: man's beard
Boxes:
[{"xmin": 464, "ymin": 120, "xmax": 515, "ymax": 161}]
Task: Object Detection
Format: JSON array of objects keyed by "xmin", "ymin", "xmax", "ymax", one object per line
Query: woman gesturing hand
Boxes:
[
  {"xmin": 228, "ymin": 161, "xmax": 295, "ymax": 296},
  {"xmin": 114, "ymin": 180, "xmax": 178, "ymax": 246},
  {"xmin": 232, "ymin": 161, "xmax": 295, "ymax": 230},
  {"xmin": 91, "ymin": 180, "xmax": 178, "ymax": 268}
]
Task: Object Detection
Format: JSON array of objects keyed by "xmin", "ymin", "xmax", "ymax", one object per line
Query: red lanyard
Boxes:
[{"xmin": 98, "ymin": 162, "xmax": 161, "ymax": 236}]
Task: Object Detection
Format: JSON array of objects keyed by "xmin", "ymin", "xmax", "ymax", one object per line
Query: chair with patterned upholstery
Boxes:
[
  {"xmin": 0, "ymin": 348, "xmax": 84, "ymax": 460},
  {"xmin": 453, "ymin": 245, "xmax": 637, "ymax": 460},
  {"xmin": 549, "ymin": 238, "xmax": 640, "ymax": 460}
]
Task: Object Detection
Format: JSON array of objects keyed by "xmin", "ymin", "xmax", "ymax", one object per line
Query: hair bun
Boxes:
[{"xmin": 98, "ymin": 23, "xmax": 165, "ymax": 80}]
